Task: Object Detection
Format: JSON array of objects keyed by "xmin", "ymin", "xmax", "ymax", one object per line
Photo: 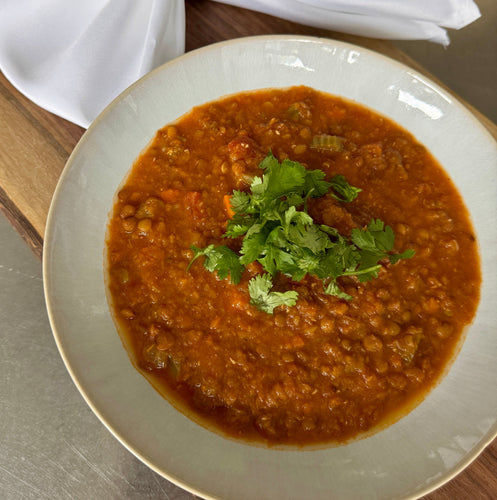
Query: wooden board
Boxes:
[{"xmin": 0, "ymin": 1, "xmax": 496, "ymax": 496}]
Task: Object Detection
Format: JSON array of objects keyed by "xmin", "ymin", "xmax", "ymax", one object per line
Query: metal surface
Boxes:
[
  {"xmin": 0, "ymin": 0, "xmax": 495, "ymax": 498},
  {"xmin": 0, "ymin": 214, "xmax": 195, "ymax": 499}
]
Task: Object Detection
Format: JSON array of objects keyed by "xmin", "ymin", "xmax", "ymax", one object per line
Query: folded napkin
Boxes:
[
  {"xmin": 0, "ymin": 0, "xmax": 480, "ymax": 128},
  {"xmin": 217, "ymin": 0, "xmax": 481, "ymax": 45},
  {"xmin": 0, "ymin": 0, "xmax": 185, "ymax": 128}
]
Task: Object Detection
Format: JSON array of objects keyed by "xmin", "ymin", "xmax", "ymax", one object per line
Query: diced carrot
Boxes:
[
  {"xmin": 223, "ymin": 194, "xmax": 235, "ymax": 218},
  {"xmin": 185, "ymin": 191, "xmax": 203, "ymax": 220}
]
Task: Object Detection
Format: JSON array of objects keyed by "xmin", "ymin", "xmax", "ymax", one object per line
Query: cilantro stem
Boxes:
[{"xmin": 341, "ymin": 264, "xmax": 382, "ymax": 277}]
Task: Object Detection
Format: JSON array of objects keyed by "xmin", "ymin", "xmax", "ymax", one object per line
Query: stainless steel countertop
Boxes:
[
  {"xmin": 1, "ymin": 1, "xmax": 496, "ymax": 498},
  {"xmin": 0, "ymin": 214, "xmax": 196, "ymax": 499}
]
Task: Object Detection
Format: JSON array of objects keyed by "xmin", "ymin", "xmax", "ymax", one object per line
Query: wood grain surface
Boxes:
[{"xmin": 0, "ymin": 0, "xmax": 495, "ymax": 496}]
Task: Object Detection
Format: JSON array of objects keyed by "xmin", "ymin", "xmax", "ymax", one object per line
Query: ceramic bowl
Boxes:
[{"xmin": 43, "ymin": 35, "xmax": 497, "ymax": 499}]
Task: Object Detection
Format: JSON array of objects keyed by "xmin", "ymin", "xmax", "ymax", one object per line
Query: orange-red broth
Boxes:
[{"xmin": 106, "ymin": 86, "xmax": 480, "ymax": 446}]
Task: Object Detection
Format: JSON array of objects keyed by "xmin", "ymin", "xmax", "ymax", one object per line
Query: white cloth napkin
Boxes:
[
  {"xmin": 0, "ymin": 0, "xmax": 185, "ymax": 128},
  {"xmin": 0, "ymin": 0, "xmax": 480, "ymax": 128},
  {"xmin": 217, "ymin": 0, "xmax": 481, "ymax": 45}
]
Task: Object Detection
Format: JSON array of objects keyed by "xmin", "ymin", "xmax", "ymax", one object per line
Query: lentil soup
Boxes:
[{"xmin": 106, "ymin": 86, "xmax": 480, "ymax": 446}]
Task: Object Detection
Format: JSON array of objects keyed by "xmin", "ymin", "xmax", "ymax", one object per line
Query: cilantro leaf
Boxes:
[
  {"xmin": 283, "ymin": 205, "xmax": 313, "ymax": 229},
  {"xmin": 296, "ymin": 224, "xmax": 333, "ymax": 254},
  {"xmin": 324, "ymin": 280, "xmax": 353, "ymax": 301},
  {"xmin": 389, "ymin": 248, "xmax": 416, "ymax": 264},
  {"xmin": 247, "ymin": 274, "xmax": 298, "ymax": 314},
  {"xmin": 224, "ymin": 221, "xmax": 251, "ymax": 238},
  {"xmin": 329, "ymin": 174, "xmax": 362, "ymax": 203},
  {"xmin": 257, "ymin": 157, "xmax": 307, "ymax": 205},
  {"xmin": 189, "ymin": 244, "xmax": 244, "ymax": 284},
  {"xmin": 261, "ymin": 243, "xmax": 306, "ymax": 280},
  {"xmin": 258, "ymin": 150, "xmax": 279, "ymax": 171},
  {"xmin": 239, "ymin": 228, "xmax": 269, "ymax": 265},
  {"xmin": 351, "ymin": 219, "xmax": 414, "ymax": 269},
  {"xmin": 303, "ymin": 168, "xmax": 332, "ymax": 198},
  {"xmin": 229, "ymin": 190, "xmax": 252, "ymax": 214},
  {"xmin": 365, "ymin": 219, "xmax": 395, "ymax": 251},
  {"xmin": 350, "ymin": 228, "xmax": 378, "ymax": 252}
]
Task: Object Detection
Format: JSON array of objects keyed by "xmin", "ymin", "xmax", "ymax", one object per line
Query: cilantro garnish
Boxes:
[
  {"xmin": 188, "ymin": 244, "xmax": 244, "ymax": 283},
  {"xmin": 247, "ymin": 274, "xmax": 298, "ymax": 314},
  {"xmin": 189, "ymin": 152, "xmax": 414, "ymax": 313}
]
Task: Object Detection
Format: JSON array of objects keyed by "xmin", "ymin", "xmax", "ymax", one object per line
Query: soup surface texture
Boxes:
[{"xmin": 106, "ymin": 86, "xmax": 480, "ymax": 445}]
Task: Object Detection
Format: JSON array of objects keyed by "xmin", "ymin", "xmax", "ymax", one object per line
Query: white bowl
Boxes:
[{"xmin": 43, "ymin": 35, "xmax": 497, "ymax": 499}]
